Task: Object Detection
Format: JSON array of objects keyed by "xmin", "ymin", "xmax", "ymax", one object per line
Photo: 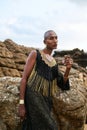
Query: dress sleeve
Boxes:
[{"xmin": 57, "ymin": 70, "xmax": 70, "ymax": 90}]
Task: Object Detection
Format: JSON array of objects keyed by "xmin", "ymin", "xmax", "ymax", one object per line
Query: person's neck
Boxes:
[{"xmin": 42, "ymin": 47, "xmax": 52, "ymax": 55}]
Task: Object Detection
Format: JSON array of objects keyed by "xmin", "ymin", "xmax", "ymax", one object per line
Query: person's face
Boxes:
[{"xmin": 44, "ymin": 31, "xmax": 58, "ymax": 50}]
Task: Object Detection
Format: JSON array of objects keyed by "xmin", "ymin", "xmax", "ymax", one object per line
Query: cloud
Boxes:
[
  {"xmin": 0, "ymin": 0, "xmax": 87, "ymax": 51},
  {"xmin": 69, "ymin": 0, "xmax": 87, "ymax": 6}
]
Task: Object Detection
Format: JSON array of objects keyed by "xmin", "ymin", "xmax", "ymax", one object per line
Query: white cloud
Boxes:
[
  {"xmin": 69, "ymin": 0, "xmax": 87, "ymax": 6},
  {"xmin": 0, "ymin": 0, "xmax": 87, "ymax": 51},
  {"xmin": 7, "ymin": 18, "xmax": 17, "ymax": 25}
]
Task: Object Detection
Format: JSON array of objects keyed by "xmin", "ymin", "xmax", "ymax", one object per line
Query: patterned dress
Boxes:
[{"xmin": 22, "ymin": 50, "xmax": 70, "ymax": 130}]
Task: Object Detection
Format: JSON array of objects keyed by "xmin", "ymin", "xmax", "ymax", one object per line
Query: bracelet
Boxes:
[{"xmin": 19, "ymin": 99, "xmax": 24, "ymax": 104}]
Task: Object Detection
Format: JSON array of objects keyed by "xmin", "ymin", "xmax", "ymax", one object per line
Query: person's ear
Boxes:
[{"xmin": 43, "ymin": 40, "xmax": 46, "ymax": 44}]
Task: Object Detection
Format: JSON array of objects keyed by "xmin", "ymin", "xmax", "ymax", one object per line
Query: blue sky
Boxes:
[{"xmin": 0, "ymin": 0, "xmax": 87, "ymax": 51}]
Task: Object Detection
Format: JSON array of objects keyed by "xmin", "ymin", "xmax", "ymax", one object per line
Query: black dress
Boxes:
[{"xmin": 22, "ymin": 50, "xmax": 70, "ymax": 130}]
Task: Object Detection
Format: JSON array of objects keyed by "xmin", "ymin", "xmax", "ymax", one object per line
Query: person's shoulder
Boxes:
[
  {"xmin": 29, "ymin": 49, "xmax": 37, "ymax": 55},
  {"xmin": 28, "ymin": 49, "xmax": 37, "ymax": 59}
]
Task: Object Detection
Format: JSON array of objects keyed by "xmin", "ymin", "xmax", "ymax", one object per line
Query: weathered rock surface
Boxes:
[
  {"xmin": 0, "ymin": 39, "xmax": 87, "ymax": 77},
  {"xmin": 54, "ymin": 48, "xmax": 87, "ymax": 68},
  {"xmin": 0, "ymin": 39, "xmax": 34, "ymax": 77},
  {"xmin": 0, "ymin": 39, "xmax": 87, "ymax": 130},
  {"xmin": 0, "ymin": 65, "xmax": 87, "ymax": 130},
  {"xmin": 53, "ymin": 67, "xmax": 87, "ymax": 130}
]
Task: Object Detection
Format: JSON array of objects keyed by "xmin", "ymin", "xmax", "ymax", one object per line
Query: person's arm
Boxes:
[
  {"xmin": 19, "ymin": 50, "xmax": 37, "ymax": 119},
  {"xmin": 63, "ymin": 55, "xmax": 73, "ymax": 83},
  {"xmin": 57, "ymin": 55, "xmax": 73, "ymax": 90},
  {"xmin": 20, "ymin": 50, "xmax": 37, "ymax": 100}
]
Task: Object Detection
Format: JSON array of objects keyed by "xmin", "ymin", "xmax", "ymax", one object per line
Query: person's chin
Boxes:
[{"xmin": 53, "ymin": 46, "xmax": 57, "ymax": 49}]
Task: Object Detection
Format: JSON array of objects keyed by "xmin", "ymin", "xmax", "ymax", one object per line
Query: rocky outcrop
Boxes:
[
  {"xmin": 0, "ymin": 39, "xmax": 87, "ymax": 130},
  {"xmin": 0, "ymin": 65, "xmax": 87, "ymax": 130},
  {"xmin": 53, "ymin": 48, "xmax": 87, "ymax": 68},
  {"xmin": 0, "ymin": 77, "xmax": 21, "ymax": 130},
  {"xmin": 0, "ymin": 39, "xmax": 34, "ymax": 77},
  {"xmin": 0, "ymin": 39, "xmax": 87, "ymax": 77},
  {"xmin": 53, "ymin": 66, "xmax": 87, "ymax": 130}
]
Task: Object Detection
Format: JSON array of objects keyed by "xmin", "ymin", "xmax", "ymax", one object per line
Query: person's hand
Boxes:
[
  {"xmin": 63, "ymin": 55, "xmax": 73, "ymax": 69},
  {"xmin": 18, "ymin": 104, "xmax": 26, "ymax": 121}
]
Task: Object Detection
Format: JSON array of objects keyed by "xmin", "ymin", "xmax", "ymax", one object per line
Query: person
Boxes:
[{"xmin": 18, "ymin": 30, "xmax": 73, "ymax": 130}]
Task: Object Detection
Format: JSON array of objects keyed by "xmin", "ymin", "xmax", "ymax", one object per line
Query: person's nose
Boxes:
[{"xmin": 54, "ymin": 37, "xmax": 58, "ymax": 43}]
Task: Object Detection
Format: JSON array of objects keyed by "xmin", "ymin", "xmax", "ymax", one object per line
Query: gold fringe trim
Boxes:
[
  {"xmin": 40, "ymin": 50, "xmax": 56, "ymax": 67},
  {"xmin": 27, "ymin": 70, "xmax": 59, "ymax": 97}
]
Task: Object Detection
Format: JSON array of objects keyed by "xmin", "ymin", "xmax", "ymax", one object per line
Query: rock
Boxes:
[
  {"xmin": 0, "ymin": 39, "xmax": 87, "ymax": 130},
  {"xmin": 0, "ymin": 118, "xmax": 7, "ymax": 130},
  {"xmin": 0, "ymin": 68, "xmax": 87, "ymax": 130},
  {"xmin": 0, "ymin": 39, "xmax": 34, "ymax": 77},
  {"xmin": 0, "ymin": 39, "xmax": 87, "ymax": 77},
  {"xmin": 54, "ymin": 48, "xmax": 87, "ymax": 68},
  {"xmin": 53, "ymin": 80, "xmax": 86, "ymax": 130},
  {"xmin": 0, "ymin": 77, "xmax": 21, "ymax": 130}
]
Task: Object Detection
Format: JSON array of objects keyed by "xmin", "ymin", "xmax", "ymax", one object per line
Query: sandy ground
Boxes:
[{"xmin": 84, "ymin": 125, "xmax": 87, "ymax": 130}]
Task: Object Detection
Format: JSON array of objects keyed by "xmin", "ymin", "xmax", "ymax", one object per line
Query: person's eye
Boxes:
[
  {"xmin": 55, "ymin": 36, "xmax": 57, "ymax": 39},
  {"xmin": 49, "ymin": 37, "xmax": 53, "ymax": 40},
  {"xmin": 49, "ymin": 36, "xmax": 57, "ymax": 40}
]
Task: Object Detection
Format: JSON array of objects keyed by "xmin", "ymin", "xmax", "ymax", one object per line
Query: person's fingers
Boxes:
[
  {"xmin": 18, "ymin": 105, "xmax": 26, "ymax": 117},
  {"xmin": 20, "ymin": 113, "xmax": 26, "ymax": 122},
  {"xmin": 65, "ymin": 58, "xmax": 73, "ymax": 64},
  {"xmin": 64, "ymin": 55, "xmax": 70, "ymax": 59},
  {"xmin": 70, "ymin": 59, "xmax": 73, "ymax": 64}
]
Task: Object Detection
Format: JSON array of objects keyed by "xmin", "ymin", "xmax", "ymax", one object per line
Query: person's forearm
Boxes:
[
  {"xmin": 64, "ymin": 68, "xmax": 71, "ymax": 83},
  {"xmin": 19, "ymin": 78, "xmax": 27, "ymax": 100}
]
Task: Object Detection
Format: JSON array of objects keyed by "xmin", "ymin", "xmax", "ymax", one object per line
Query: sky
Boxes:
[{"xmin": 0, "ymin": 0, "xmax": 87, "ymax": 52}]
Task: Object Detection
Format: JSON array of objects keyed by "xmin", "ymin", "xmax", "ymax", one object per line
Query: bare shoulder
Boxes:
[
  {"xmin": 27, "ymin": 49, "xmax": 37, "ymax": 61},
  {"xmin": 29, "ymin": 49, "xmax": 37, "ymax": 56}
]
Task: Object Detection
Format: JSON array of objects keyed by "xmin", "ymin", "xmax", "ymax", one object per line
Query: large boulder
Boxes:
[
  {"xmin": 53, "ymin": 74, "xmax": 87, "ymax": 130},
  {"xmin": 0, "ymin": 39, "xmax": 87, "ymax": 130},
  {"xmin": 0, "ymin": 39, "xmax": 34, "ymax": 77},
  {"xmin": 0, "ymin": 65, "xmax": 87, "ymax": 130}
]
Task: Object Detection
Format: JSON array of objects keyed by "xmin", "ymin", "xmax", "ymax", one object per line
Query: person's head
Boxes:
[{"xmin": 43, "ymin": 30, "xmax": 58, "ymax": 50}]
